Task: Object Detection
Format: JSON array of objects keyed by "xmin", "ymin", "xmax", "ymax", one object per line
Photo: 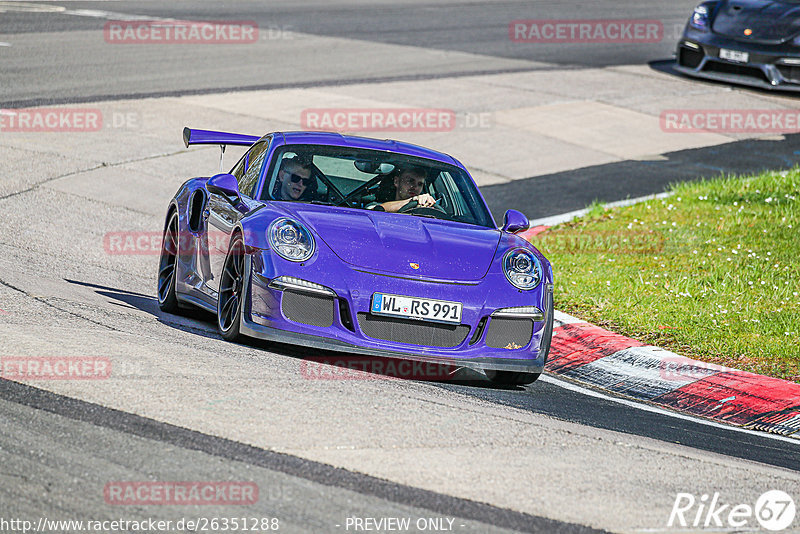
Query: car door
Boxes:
[{"xmin": 206, "ymin": 139, "xmax": 269, "ymax": 294}]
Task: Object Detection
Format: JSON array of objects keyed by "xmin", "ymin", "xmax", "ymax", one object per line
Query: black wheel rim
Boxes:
[
  {"xmin": 218, "ymin": 239, "xmax": 244, "ymax": 332},
  {"xmin": 157, "ymin": 213, "xmax": 179, "ymax": 304}
]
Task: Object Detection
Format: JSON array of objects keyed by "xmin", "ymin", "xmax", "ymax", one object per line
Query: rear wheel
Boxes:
[
  {"xmin": 157, "ymin": 211, "xmax": 181, "ymax": 313},
  {"xmin": 217, "ymin": 235, "xmax": 245, "ymax": 341}
]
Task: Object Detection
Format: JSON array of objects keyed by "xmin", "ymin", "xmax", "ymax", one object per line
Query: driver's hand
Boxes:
[{"xmin": 411, "ymin": 193, "xmax": 436, "ymax": 208}]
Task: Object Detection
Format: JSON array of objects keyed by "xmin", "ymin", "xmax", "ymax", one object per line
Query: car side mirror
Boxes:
[
  {"xmin": 501, "ymin": 209, "xmax": 530, "ymax": 233},
  {"xmin": 206, "ymin": 173, "xmax": 240, "ymax": 200}
]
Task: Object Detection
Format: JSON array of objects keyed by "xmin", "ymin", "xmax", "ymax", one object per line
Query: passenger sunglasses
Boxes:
[{"xmin": 283, "ymin": 170, "xmax": 313, "ymax": 186}]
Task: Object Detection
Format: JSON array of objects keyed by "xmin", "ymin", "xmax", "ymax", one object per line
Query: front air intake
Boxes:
[
  {"xmin": 678, "ymin": 46, "xmax": 704, "ymax": 69},
  {"xmin": 484, "ymin": 317, "xmax": 534, "ymax": 349},
  {"xmin": 281, "ymin": 291, "xmax": 334, "ymax": 327}
]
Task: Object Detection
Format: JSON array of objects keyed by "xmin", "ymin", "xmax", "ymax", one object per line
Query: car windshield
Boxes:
[{"xmin": 262, "ymin": 144, "xmax": 494, "ymax": 228}]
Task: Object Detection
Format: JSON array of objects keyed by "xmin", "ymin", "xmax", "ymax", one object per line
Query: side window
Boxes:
[{"xmin": 238, "ymin": 141, "xmax": 268, "ymax": 198}]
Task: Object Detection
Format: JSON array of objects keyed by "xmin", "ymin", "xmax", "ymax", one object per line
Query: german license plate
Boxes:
[
  {"xmin": 719, "ymin": 48, "xmax": 748, "ymax": 63},
  {"xmin": 370, "ymin": 293, "xmax": 462, "ymax": 324}
]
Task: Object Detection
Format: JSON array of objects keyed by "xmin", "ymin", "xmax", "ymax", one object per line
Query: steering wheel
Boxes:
[{"xmin": 397, "ymin": 199, "xmax": 449, "ymax": 219}]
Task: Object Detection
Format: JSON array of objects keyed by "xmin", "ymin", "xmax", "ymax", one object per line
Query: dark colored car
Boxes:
[
  {"xmin": 157, "ymin": 128, "xmax": 554, "ymax": 385},
  {"xmin": 675, "ymin": 0, "xmax": 800, "ymax": 91}
]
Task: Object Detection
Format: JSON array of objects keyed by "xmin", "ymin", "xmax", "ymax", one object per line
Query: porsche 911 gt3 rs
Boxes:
[{"xmin": 158, "ymin": 128, "xmax": 554, "ymax": 385}]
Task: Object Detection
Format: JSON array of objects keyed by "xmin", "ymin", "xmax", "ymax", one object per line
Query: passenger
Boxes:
[
  {"xmin": 274, "ymin": 157, "xmax": 315, "ymax": 201},
  {"xmin": 378, "ymin": 165, "xmax": 436, "ymax": 212}
]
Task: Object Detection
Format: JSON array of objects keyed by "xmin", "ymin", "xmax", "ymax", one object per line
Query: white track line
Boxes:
[
  {"xmin": 540, "ymin": 374, "xmax": 800, "ymax": 445},
  {"xmin": 530, "ymin": 191, "xmax": 673, "ymax": 227}
]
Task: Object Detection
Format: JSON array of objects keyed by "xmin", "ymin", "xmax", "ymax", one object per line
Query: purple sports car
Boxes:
[{"xmin": 158, "ymin": 128, "xmax": 553, "ymax": 385}]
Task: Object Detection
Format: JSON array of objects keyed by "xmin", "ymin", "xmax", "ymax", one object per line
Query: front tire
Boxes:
[
  {"xmin": 157, "ymin": 211, "xmax": 182, "ymax": 313},
  {"xmin": 217, "ymin": 235, "xmax": 246, "ymax": 341}
]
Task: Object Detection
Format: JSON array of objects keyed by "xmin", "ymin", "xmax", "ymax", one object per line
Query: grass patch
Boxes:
[{"xmin": 534, "ymin": 168, "xmax": 800, "ymax": 382}]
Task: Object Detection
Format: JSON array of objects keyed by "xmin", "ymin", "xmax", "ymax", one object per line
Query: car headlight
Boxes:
[
  {"xmin": 689, "ymin": 5, "xmax": 710, "ymax": 30},
  {"xmin": 268, "ymin": 218, "xmax": 315, "ymax": 262},
  {"xmin": 503, "ymin": 248, "xmax": 542, "ymax": 290}
]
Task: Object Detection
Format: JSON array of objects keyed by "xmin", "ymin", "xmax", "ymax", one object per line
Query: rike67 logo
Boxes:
[{"xmin": 669, "ymin": 490, "xmax": 796, "ymax": 531}]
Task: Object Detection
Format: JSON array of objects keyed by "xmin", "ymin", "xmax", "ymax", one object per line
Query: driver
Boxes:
[
  {"xmin": 378, "ymin": 166, "xmax": 436, "ymax": 213},
  {"xmin": 275, "ymin": 157, "xmax": 315, "ymax": 201}
]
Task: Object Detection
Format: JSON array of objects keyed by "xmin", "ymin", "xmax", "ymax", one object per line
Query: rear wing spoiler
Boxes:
[
  {"xmin": 183, "ymin": 127, "xmax": 260, "ymax": 148},
  {"xmin": 183, "ymin": 127, "xmax": 261, "ymax": 171}
]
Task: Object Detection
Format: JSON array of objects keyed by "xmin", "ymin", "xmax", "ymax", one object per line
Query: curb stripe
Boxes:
[
  {"xmin": 517, "ymin": 225, "xmax": 549, "ymax": 242},
  {"xmin": 547, "ymin": 323, "xmax": 645, "ymax": 374},
  {"xmin": 652, "ymin": 371, "xmax": 800, "ymax": 426},
  {"xmin": 547, "ymin": 321, "xmax": 800, "ymax": 434},
  {"xmin": 553, "ymin": 310, "xmax": 584, "ymax": 326},
  {"xmin": 744, "ymin": 409, "xmax": 800, "ymax": 436},
  {"xmin": 562, "ymin": 345, "xmax": 720, "ymax": 401}
]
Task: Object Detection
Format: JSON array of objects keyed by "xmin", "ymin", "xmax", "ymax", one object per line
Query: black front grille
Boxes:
[
  {"xmin": 281, "ymin": 291, "xmax": 334, "ymax": 327},
  {"xmin": 702, "ymin": 61, "xmax": 771, "ymax": 83},
  {"xmin": 777, "ymin": 65, "xmax": 800, "ymax": 84},
  {"xmin": 678, "ymin": 46, "xmax": 704, "ymax": 69},
  {"xmin": 485, "ymin": 317, "xmax": 534, "ymax": 349},
  {"xmin": 357, "ymin": 313, "xmax": 469, "ymax": 348}
]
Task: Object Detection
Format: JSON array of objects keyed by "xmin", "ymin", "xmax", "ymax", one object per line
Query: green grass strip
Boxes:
[{"xmin": 535, "ymin": 168, "xmax": 800, "ymax": 382}]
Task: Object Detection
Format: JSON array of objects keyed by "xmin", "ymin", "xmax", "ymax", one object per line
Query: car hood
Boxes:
[
  {"xmin": 284, "ymin": 204, "xmax": 501, "ymax": 281},
  {"xmin": 712, "ymin": 0, "xmax": 800, "ymax": 43}
]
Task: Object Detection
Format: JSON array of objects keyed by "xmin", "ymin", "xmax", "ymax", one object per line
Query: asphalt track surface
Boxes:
[
  {"xmin": 1, "ymin": 2, "xmax": 800, "ymax": 533},
  {"xmin": 1, "ymin": 0, "xmax": 697, "ymax": 107},
  {"xmin": 0, "ymin": 382, "xmax": 592, "ymax": 534}
]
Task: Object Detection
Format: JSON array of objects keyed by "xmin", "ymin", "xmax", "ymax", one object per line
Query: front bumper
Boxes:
[
  {"xmin": 241, "ymin": 253, "xmax": 554, "ymax": 374},
  {"xmin": 675, "ymin": 30, "xmax": 800, "ymax": 92}
]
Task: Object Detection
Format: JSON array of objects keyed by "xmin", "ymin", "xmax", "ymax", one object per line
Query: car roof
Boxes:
[{"xmin": 273, "ymin": 131, "xmax": 461, "ymax": 168}]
